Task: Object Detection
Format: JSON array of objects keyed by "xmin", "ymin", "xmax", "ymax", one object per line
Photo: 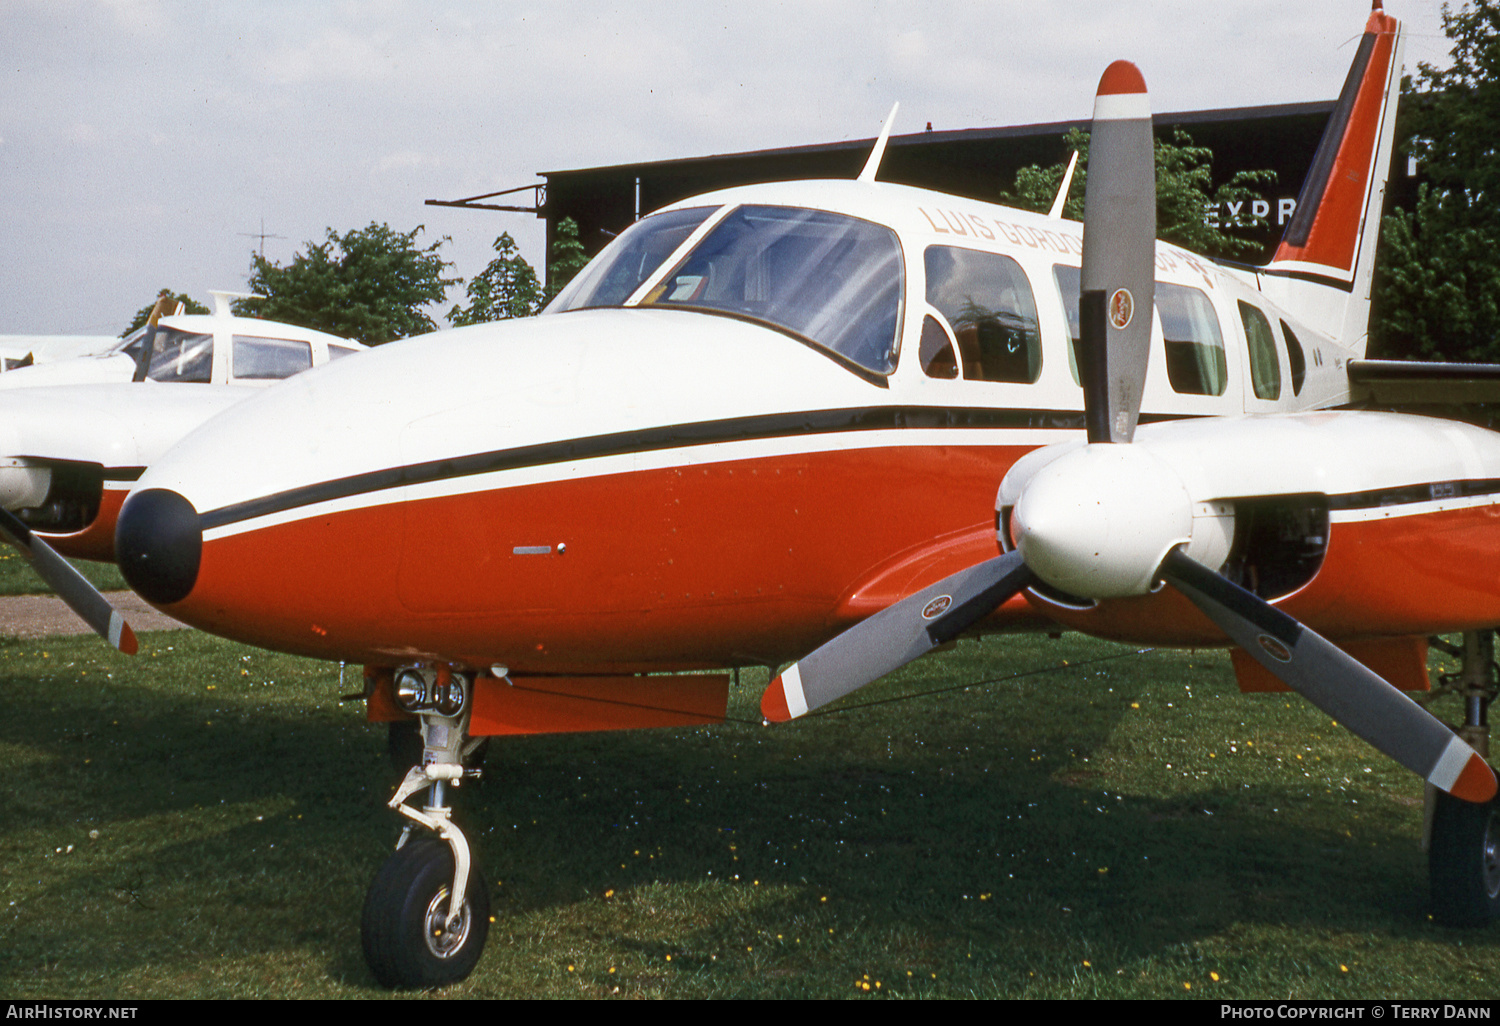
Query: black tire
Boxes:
[
  {"xmin": 361, "ymin": 838, "xmax": 490, "ymax": 988},
  {"xmin": 1429, "ymin": 791, "xmax": 1500, "ymax": 927}
]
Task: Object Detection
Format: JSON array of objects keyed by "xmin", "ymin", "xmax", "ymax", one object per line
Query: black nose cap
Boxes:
[{"xmin": 116, "ymin": 488, "xmax": 202, "ymax": 605}]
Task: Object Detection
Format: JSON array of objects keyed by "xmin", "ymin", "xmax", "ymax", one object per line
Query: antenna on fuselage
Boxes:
[
  {"xmin": 1049, "ymin": 150, "xmax": 1080, "ymax": 218},
  {"xmin": 857, "ymin": 103, "xmax": 900, "ymax": 183}
]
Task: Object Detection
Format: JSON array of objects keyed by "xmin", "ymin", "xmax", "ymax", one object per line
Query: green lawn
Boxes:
[
  {"xmin": 0, "ymin": 548, "xmax": 127, "ymax": 595},
  {"xmin": 0, "ymin": 627, "xmax": 1494, "ymax": 998}
]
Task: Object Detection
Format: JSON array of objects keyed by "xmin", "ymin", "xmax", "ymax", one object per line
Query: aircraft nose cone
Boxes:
[{"xmin": 116, "ymin": 488, "xmax": 202, "ymax": 605}]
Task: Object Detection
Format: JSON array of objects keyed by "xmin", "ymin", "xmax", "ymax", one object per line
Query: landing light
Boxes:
[
  {"xmin": 392, "ymin": 668, "xmax": 469, "ymax": 717},
  {"xmin": 394, "ymin": 669, "xmax": 427, "ymax": 712}
]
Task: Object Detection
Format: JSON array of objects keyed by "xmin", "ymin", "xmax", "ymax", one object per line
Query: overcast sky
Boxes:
[{"xmin": 1, "ymin": 0, "xmax": 1454, "ymax": 336}]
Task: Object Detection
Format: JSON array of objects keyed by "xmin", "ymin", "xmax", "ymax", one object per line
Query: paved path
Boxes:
[{"xmin": 0, "ymin": 591, "xmax": 188, "ymax": 638}]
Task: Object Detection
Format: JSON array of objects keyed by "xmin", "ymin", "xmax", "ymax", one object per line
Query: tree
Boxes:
[
  {"xmin": 998, "ymin": 126, "xmax": 1276, "ymax": 260},
  {"xmin": 121, "ymin": 289, "xmax": 209, "ymax": 337},
  {"xmin": 234, "ymin": 223, "xmax": 459, "ymax": 345},
  {"xmin": 545, "ymin": 217, "xmax": 590, "ymax": 302},
  {"xmin": 1371, "ymin": 1, "xmax": 1500, "ymax": 361},
  {"xmin": 448, "ymin": 232, "xmax": 543, "ymax": 325}
]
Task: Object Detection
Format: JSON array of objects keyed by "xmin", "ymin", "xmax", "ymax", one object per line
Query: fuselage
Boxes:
[{"xmin": 116, "ymin": 180, "xmax": 1500, "ymax": 672}]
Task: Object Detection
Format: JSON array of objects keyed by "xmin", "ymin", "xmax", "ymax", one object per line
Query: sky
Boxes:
[{"xmin": 0, "ymin": 0, "xmax": 1455, "ymax": 336}]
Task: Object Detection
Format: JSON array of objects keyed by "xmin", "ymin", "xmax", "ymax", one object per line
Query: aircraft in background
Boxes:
[
  {"xmin": 0, "ymin": 334, "xmax": 118, "ymax": 372},
  {"xmin": 9, "ymin": 3, "xmax": 1481, "ymax": 989},
  {"xmin": 0, "ymin": 291, "xmax": 365, "ymax": 562}
]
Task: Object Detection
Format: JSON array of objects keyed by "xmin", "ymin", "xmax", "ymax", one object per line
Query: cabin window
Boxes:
[
  {"xmin": 1239, "ymin": 301, "xmax": 1281, "ymax": 400},
  {"xmin": 548, "ymin": 206, "xmax": 716, "ymax": 312},
  {"xmin": 1280, "ymin": 320, "xmax": 1307, "ymax": 395},
  {"xmin": 145, "ymin": 329, "xmax": 213, "ymax": 383},
  {"xmin": 919, "ymin": 315, "xmax": 959, "ymax": 378},
  {"xmin": 642, "ymin": 205, "xmax": 904, "ymax": 375},
  {"xmin": 1159, "ymin": 283, "xmax": 1228, "ymax": 396},
  {"xmin": 328, "ymin": 345, "xmax": 360, "ymax": 361},
  {"xmin": 1053, "ymin": 265, "xmax": 1082, "ymax": 384},
  {"xmin": 925, "ymin": 247, "xmax": 1040, "ymax": 383},
  {"xmin": 233, "ymin": 335, "xmax": 313, "ymax": 380}
]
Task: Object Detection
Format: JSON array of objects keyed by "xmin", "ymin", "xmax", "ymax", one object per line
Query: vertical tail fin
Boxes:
[{"xmin": 1259, "ymin": 4, "xmax": 1403, "ymax": 356}]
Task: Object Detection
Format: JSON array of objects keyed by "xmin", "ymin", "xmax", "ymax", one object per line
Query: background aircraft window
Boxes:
[
  {"xmin": 1280, "ymin": 320, "xmax": 1307, "ymax": 395},
  {"xmin": 328, "ymin": 345, "xmax": 360, "ymax": 361},
  {"xmin": 643, "ymin": 206, "xmax": 903, "ymax": 375},
  {"xmin": 145, "ymin": 329, "xmax": 213, "ymax": 383},
  {"xmin": 233, "ymin": 335, "xmax": 314, "ymax": 379},
  {"xmin": 1239, "ymin": 301, "xmax": 1281, "ymax": 400},
  {"xmin": 1159, "ymin": 283, "xmax": 1228, "ymax": 396},
  {"xmin": 548, "ymin": 206, "xmax": 716, "ymax": 312},
  {"xmin": 918, "ymin": 314, "xmax": 959, "ymax": 378},
  {"xmin": 926, "ymin": 247, "xmax": 1040, "ymax": 384}
]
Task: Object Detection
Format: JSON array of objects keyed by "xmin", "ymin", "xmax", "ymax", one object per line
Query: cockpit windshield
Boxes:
[
  {"xmin": 548, "ymin": 207, "xmax": 716, "ymax": 312},
  {"xmin": 144, "ymin": 329, "xmax": 214, "ymax": 382},
  {"xmin": 639, "ymin": 206, "xmax": 903, "ymax": 376},
  {"xmin": 115, "ymin": 326, "xmax": 214, "ymax": 383}
]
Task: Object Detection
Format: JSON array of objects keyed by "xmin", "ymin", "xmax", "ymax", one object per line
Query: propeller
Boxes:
[
  {"xmin": 131, "ymin": 294, "xmax": 175, "ymax": 383},
  {"xmin": 759, "ymin": 61, "xmax": 1496, "ymax": 806},
  {"xmin": 0, "ymin": 507, "xmax": 138, "ymax": 655},
  {"xmin": 1078, "ymin": 60, "xmax": 1155, "ymax": 445}
]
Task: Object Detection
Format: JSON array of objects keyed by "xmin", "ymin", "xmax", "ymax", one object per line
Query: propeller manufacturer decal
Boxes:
[
  {"xmin": 921, "ymin": 595, "xmax": 954, "ymax": 619},
  {"xmin": 1257, "ymin": 634, "xmax": 1293, "ymax": 663},
  {"xmin": 1108, "ymin": 288, "xmax": 1134, "ymax": 330}
]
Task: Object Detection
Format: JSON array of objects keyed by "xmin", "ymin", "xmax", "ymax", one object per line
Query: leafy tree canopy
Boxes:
[
  {"xmin": 998, "ymin": 126, "xmax": 1276, "ymax": 260},
  {"xmin": 546, "ymin": 217, "xmax": 590, "ymax": 302},
  {"xmin": 121, "ymin": 289, "xmax": 209, "ymax": 337},
  {"xmin": 233, "ymin": 223, "xmax": 459, "ymax": 345},
  {"xmin": 449, "ymin": 232, "xmax": 543, "ymax": 325},
  {"xmin": 1371, "ymin": 0, "xmax": 1500, "ymax": 361}
]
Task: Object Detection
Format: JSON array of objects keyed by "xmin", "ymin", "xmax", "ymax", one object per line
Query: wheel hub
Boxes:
[{"xmin": 423, "ymin": 887, "xmax": 471, "ymax": 959}]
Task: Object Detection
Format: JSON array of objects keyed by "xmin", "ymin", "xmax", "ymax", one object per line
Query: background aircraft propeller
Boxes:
[
  {"xmin": 0, "ymin": 507, "xmax": 137, "ymax": 655},
  {"xmin": 760, "ymin": 62, "xmax": 1496, "ymax": 806}
]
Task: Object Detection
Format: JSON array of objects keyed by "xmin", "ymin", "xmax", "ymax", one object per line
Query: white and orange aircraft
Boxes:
[{"xmin": 11, "ymin": 3, "xmax": 1495, "ymax": 988}]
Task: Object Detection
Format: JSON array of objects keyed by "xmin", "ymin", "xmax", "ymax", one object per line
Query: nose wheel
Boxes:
[{"xmin": 362, "ymin": 838, "xmax": 490, "ymax": 988}]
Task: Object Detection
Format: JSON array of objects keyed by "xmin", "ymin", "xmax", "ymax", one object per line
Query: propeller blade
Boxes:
[
  {"xmin": 0, "ymin": 508, "xmax": 138, "ymax": 655},
  {"xmin": 1159, "ymin": 548, "xmax": 1496, "ymax": 804},
  {"xmin": 1079, "ymin": 60, "xmax": 1156, "ymax": 444},
  {"xmin": 762, "ymin": 551, "xmax": 1033, "ymax": 722}
]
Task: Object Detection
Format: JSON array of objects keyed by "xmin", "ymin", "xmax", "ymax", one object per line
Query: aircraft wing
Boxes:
[{"xmin": 1348, "ymin": 359, "xmax": 1500, "ymax": 405}]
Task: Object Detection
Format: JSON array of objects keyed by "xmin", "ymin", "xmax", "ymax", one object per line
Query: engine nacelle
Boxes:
[{"xmin": 1005, "ymin": 443, "xmax": 1233, "ymax": 599}]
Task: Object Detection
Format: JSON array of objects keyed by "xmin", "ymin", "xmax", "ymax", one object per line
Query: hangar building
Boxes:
[{"xmin": 430, "ymin": 99, "xmax": 1416, "ymax": 272}]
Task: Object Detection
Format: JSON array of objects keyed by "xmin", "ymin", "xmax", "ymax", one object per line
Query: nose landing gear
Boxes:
[{"xmin": 361, "ymin": 667, "xmax": 490, "ymax": 988}]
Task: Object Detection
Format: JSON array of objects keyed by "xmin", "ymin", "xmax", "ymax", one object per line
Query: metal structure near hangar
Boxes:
[{"xmin": 429, "ymin": 100, "xmax": 1417, "ymax": 270}]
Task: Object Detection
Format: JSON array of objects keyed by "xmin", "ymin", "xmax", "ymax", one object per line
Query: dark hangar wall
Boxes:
[{"xmin": 539, "ymin": 100, "xmax": 1415, "ymax": 270}]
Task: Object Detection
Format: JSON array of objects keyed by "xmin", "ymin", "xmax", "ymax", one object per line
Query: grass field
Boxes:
[
  {"xmin": 0, "ymin": 548, "xmax": 127, "ymax": 596},
  {"xmin": 0, "ymin": 624, "xmax": 1495, "ymax": 999}
]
